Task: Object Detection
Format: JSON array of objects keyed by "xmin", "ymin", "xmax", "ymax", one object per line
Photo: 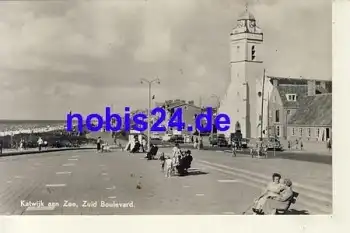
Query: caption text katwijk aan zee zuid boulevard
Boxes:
[
  {"xmin": 66, "ymin": 107, "xmax": 231, "ymax": 133},
  {"xmin": 21, "ymin": 200, "xmax": 135, "ymax": 209}
]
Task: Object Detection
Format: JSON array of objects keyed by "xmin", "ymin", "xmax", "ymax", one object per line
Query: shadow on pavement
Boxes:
[
  {"xmin": 285, "ymin": 209, "xmax": 310, "ymax": 215},
  {"xmin": 186, "ymin": 169, "xmax": 209, "ymax": 176}
]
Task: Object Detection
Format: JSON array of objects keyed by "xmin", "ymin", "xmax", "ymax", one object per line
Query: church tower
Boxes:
[{"xmin": 219, "ymin": 6, "xmax": 264, "ymax": 139}]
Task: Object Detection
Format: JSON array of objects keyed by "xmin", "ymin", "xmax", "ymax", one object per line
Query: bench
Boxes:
[{"xmin": 276, "ymin": 191, "xmax": 299, "ymax": 214}]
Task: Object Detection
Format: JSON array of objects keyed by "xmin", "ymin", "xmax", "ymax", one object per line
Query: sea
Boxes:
[{"xmin": 0, "ymin": 120, "xmax": 67, "ymax": 135}]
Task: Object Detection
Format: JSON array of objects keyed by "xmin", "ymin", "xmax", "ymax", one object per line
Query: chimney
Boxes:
[
  {"xmin": 273, "ymin": 79, "xmax": 279, "ymax": 86},
  {"xmin": 307, "ymin": 80, "xmax": 316, "ymax": 96}
]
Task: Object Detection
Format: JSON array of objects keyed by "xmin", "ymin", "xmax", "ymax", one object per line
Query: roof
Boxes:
[
  {"xmin": 276, "ymin": 85, "xmax": 308, "ymax": 108},
  {"xmin": 167, "ymin": 102, "xmax": 201, "ymax": 110},
  {"xmin": 268, "ymin": 76, "xmax": 332, "ymax": 84},
  {"xmin": 288, "ymin": 94, "xmax": 332, "ymax": 126},
  {"xmin": 238, "ymin": 10, "xmax": 255, "ymax": 21},
  {"xmin": 155, "ymin": 100, "xmax": 200, "ymax": 110}
]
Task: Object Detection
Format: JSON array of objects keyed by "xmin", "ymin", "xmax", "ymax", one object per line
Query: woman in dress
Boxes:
[{"xmin": 253, "ymin": 173, "xmax": 285, "ymax": 214}]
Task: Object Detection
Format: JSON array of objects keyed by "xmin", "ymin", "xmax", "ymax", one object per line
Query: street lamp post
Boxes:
[
  {"xmin": 210, "ymin": 94, "xmax": 220, "ymax": 137},
  {"xmin": 140, "ymin": 78, "xmax": 160, "ymax": 151}
]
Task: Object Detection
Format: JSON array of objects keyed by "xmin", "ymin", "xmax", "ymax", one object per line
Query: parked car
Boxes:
[
  {"xmin": 241, "ymin": 138, "xmax": 249, "ymax": 148},
  {"xmin": 169, "ymin": 135, "xmax": 184, "ymax": 144},
  {"xmin": 266, "ymin": 137, "xmax": 283, "ymax": 151},
  {"xmin": 162, "ymin": 134, "xmax": 172, "ymax": 142},
  {"xmin": 209, "ymin": 134, "xmax": 228, "ymax": 147},
  {"xmin": 151, "ymin": 133, "xmax": 161, "ymax": 140}
]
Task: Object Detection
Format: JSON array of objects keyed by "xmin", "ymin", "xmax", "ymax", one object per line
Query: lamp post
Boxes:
[
  {"xmin": 140, "ymin": 78, "xmax": 160, "ymax": 151},
  {"xmin": 210, "ymin": 94, "xmax": 221, "ymax": 137}
]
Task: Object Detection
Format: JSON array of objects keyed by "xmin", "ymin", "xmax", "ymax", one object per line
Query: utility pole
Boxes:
[
  {"xmin": 260, "ymin": 69, "xmax": 266, "ymax": 141},
  {"xmin": 267, "ymin": 92, "xmax": 270, "ymax": 138},
  {"xmin": 140, "ymin": 78, "xmax": 160, "ymax": 151},
  {"xmin": 210, "ymin": 94, "xmax": 220, "ymax": 137}
]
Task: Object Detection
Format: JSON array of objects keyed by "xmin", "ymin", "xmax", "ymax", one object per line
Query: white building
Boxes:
[{"xmin": 219, "ymin": 8, "xmax": 273, "ymax": 139}]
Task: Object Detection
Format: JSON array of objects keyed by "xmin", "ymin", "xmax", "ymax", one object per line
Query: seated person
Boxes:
[
  {"xmin": 131, "ymin": 140, "xmax": 140, "ymax": 153},
  {"xmin": 253, "ymin": 173, "xmax": 285, "ymax": 213},
  {"xmin": 176, "ymin": 155, "xmax": 186, "ymax": 175},
  {"xmin": 262, "ymin": 179, "xmax": 294, "ymax": 215},
  {"xmin": 103, "ymin": 143, "xmax": 111, "ymax": 152},
  {"xmin": 146, "ymin": 144, "xmax": 158, "ymax": 160},
  {"xmin": 184, "ymin": 150, "xmax": 193, "ymax": 170}
]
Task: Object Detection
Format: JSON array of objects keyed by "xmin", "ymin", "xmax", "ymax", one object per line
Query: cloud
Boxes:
[{"xmin": 0, "ymin": 0, "xmax": 331, "ymax": 119}]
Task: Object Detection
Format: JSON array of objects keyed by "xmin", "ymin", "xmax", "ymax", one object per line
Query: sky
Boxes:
[{"xmin": 0, "ymin": 0, "xmax": 331, "ymax": 120}]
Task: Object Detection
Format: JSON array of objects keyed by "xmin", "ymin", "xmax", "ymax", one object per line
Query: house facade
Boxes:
[
  {"xmin": 155, "ymin": 100, "xmax": 202, "ymax": 134},
  {"xmin": 267, "ymin": 77, "xmax": 332, "ymax": 142}
]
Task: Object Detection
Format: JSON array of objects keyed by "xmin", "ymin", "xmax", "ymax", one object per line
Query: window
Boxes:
[
  {"xmin": 286, "ymin": 94, "xmax": 297, "ymax": 101},
  {"xmin": 307, "ymin": 128, "xmax": 311, "ymax": 137},
  {"xmin": 275, "ymin": 110, "xmax": 280, "ymax": 122},
  {"xmin": 292, "ymin": 128, "xmax": 295, "ymax": 136},
  {"xmin": 237, "ymin": 46, "xmax": 240, "ymax": 53},
  {"xmin": 299, "ymin": 128, "xmax": 303, "ymax": 136},
  {"xmin": 276, "ymin": 126, "xmax": 280, "ymax": 137},
  {"xmin": 316, "ymin": 128, "xmax": 320, "ymax": 138},
  {"xmin": 251, "ymin": 45, "xmax": 256, "ymax": 60}
]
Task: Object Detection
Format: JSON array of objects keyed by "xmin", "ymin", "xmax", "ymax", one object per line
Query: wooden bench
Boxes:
[{"xmin": 276, "ymin": 191, "xmax": 299, "ymax": 214}]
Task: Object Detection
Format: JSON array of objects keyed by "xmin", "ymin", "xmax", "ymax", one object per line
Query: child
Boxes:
[
  {"xmin": 159, "ymin": 152, "xmax": 166, "ymax": 172},
  {"xmin": 165, "ymin": 156, "xmax": 173, "ymax": 178}
]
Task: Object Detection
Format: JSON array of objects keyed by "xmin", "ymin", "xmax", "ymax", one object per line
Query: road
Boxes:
[
  {"xmin": 0, "ymin": 148, "xmax": 332, "ymax": 215},
  {"xmin": 177, "ymin": 144, "xmax": 332, "ymax": 165}
]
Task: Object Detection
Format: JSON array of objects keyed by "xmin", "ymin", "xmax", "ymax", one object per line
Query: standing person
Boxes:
[
  {"xmin": 232, "ymin": 142, "xmax": 237, "ymax": 157},
  {"xmin": 19, "ymin": 139, "xmax": 24, "ymax": 151},
  {"xmin": 300, "ymin": 140, "xmax": 303, "ymax": 150},
  {"xmin": 295, "ymin": 139, "xmax": 299, "ymax": 150},
  {"xmin": 165, "ymin": 156, "xmax": 173, "ymax": 178},
  {"xmin": 288, "ymin": 141, "xmax": 291, "ymax": 150},
  {"xmin": 172, "ymin": 143, "xmax": 181, "ymax": 174},
  {"xmin": 172, "ymin": 143, "xmax": 181, "ymax": 157},
  {"xmin": 96, "ymin": 136, "xmax": 102, "ymax": 153},
  {"xmin": 327, "ymin": 138, "xmax": 331, "ymax": 151},
  {"xmin": 141, "ymin": 137, "xmax": 147, "ymax": 153},
  {"xmin": 44, "ymin": 140, "xmax": 48, "ymax": 150},
  {"xmin": 194, "ymin": 137, "xmax": 198, "ymax": 149},
  {"xmin": 198, "ymin": 136, "xmax": 203, "ymax": 150},
  {"xmin": 0, "ymin": 140, "xmax": 3, "ymax": 155},
  {"xmin": 37, "ymin": 137, "xmax": 43, "ymax": 152},
  {"xmin": 159, "ymin": 152, "xmax": 166, "ymax": 172}
]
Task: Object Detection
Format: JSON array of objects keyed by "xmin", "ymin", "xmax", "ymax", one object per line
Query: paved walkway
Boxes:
[
  {"xmin": 0, "ymin": 148, "xmax": 331, "ymax": 215},
  {"xmin": 279, "ymin": 139, "xmax": 331, "ymax": 155}
]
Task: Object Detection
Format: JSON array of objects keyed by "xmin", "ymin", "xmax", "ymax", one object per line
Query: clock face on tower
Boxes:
[
  {"xmin": 237, "ymin": 20, "xmax": 245, "ymax": 28},
  {"xmin": 248, "ymin": 21, "xmax": 256, "ymax": 32}
]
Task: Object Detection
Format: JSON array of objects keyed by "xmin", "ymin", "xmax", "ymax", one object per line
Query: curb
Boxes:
[{"xmin": 0, "ymin": 147, "xmax": 95, "ymax": 157}]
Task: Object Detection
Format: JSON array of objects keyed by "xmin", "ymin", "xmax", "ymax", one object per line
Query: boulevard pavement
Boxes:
[{"xmin": 0, "ymin": 148, "xmax": 331, "ymax": 215}]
